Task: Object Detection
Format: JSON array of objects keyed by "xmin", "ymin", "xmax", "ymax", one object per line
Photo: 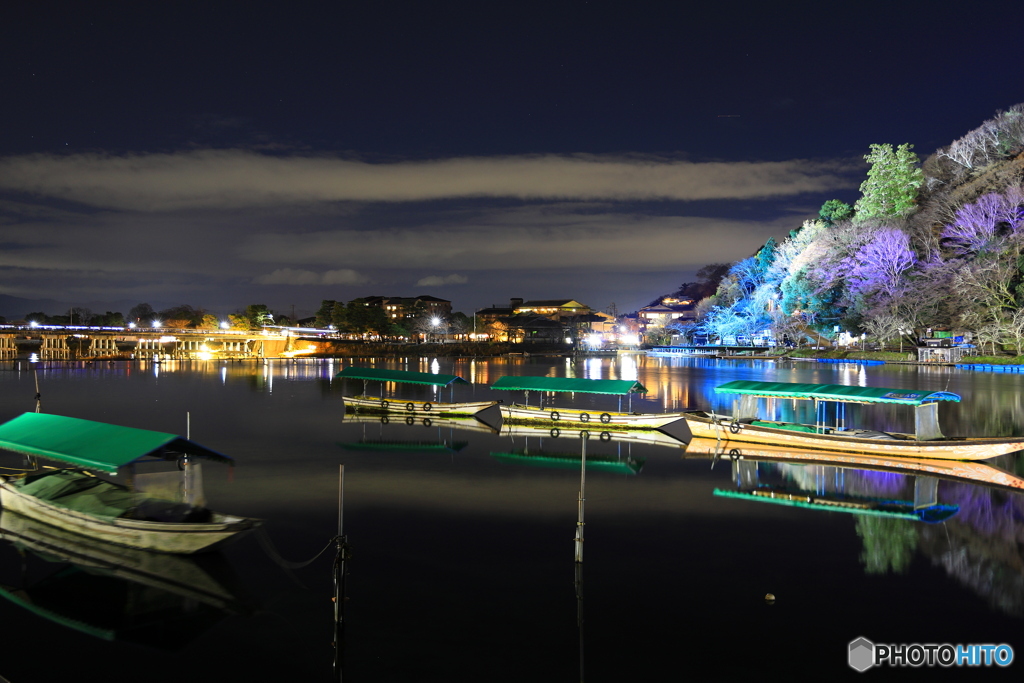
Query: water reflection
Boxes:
[
  {"xmin": 1, "ymin": 356, "xmax": 1022, "ymax": 679},
  {"xmin": 0, "ymin": 509, "xmax": 252, "ymax": 646},
  {"xmin": 688, "ymin": 438, "xmax": 1024, "ymax": 617}
]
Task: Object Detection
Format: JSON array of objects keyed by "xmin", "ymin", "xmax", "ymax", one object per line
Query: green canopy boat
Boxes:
[
  {"xmin": 683, "ymin": 380, "xmax": 1024, "ymax": 461},
  {"xmin": 490, "ymin": 376, "xmax": 686, "ymax": 430},
  {"xmin": 0, "ymin": 413, "xmax": 259, "ymax": 554},
  {"xmin": 336, "ymin": 366, "xmax": 498, "ymax": 416}
]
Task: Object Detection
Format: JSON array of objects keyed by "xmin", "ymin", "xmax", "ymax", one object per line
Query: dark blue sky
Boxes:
[{"xmin": 1, "ymin": 1, "xmax": 1021, "ymax": 317}]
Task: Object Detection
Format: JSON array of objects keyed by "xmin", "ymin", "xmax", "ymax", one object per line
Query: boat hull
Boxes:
[
  {"xmin": 683, "ymin": 413, "xmax": 1024, "ymax": 461},
  {"xmin": 0, "ymin": 477, "xmax": 260, "ymax": 554},
  {"xmin": 684, "ymin": 437, "xmax": 1024, "ymax": 490},
  {"xmin": 500, "ymin": 403, "xmax": 685, "ymax": 430},
  {"xmin": 342, "ymin": 395, "xmax": 498, "ymax": 417}
]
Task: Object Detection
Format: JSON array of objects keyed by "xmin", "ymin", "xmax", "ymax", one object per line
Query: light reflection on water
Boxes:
[{"xmin": 0, "ymin": 355, "xmax": 1021, "ymax": 681}]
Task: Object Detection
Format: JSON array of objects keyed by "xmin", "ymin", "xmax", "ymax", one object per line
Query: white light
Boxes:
[
  {"xmin": 29, "ymin": 321, "xmax": 38, "ymax": 328},
  {"xmin": 431, "ymin": 317, "xmax": 441, "ymax": 327},
  {"xmin": 128, "ymin": 322, "xmax": 136, "ymax": 329},
  {"xmin": 220, "ymin": 321, "xmax": 230, "ymax": 329},
  {"xmin": 152, "ymin": 320, "xmax": 162, "ymax": 328}
]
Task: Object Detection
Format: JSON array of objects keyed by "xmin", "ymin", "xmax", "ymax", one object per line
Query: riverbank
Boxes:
[{"xmin": 308, "ymin": 340, "xmax": 569, "ymax": 358}]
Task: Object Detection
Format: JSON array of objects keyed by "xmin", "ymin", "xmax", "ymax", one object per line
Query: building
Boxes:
[
  {"xmin": 638, "ymin": 298, "xmax": 696, "ymax": 328},
  {"xmin": 361, "ymin": 295, "xmax": 452, "ymax": 321}
]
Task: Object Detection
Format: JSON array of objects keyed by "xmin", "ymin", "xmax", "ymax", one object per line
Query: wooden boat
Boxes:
[
  {"xmin": 490, "ymin": 376, "xmax": 687, "ymax": 430},
  {"xmin": 684, "ymin": 380, "xmax": 1024, "ymax": 461},
  {"xmin": 0, "ymin": 413, "xmax": 260, "ymax": 554},
  {"xmin": 337, "ymin": 366, "xmax": 499, "ymax": 416}
]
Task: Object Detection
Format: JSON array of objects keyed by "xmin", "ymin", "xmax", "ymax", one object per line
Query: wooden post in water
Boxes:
[
  {"xmin": 575, "ymin": 432, "xmax": 587, "ymax": 563},
  {"xmin": 333, "ymin": 464, "xmax": 348, "ymax": 679}
]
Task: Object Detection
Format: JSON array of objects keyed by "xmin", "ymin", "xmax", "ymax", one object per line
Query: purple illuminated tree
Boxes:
[
  {"xmin": 942, "ymin": 189, "xmax": 1024, "ymax": 257},
  {"xmin": 848, "ymin": 227, "xmax": 917, "ymax": 302}
]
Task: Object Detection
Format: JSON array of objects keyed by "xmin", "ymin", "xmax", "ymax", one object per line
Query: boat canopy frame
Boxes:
[
  {"xmin": 0, "ymin": 413, "xmax": 234, "ymax": 474},
  {"xmin": 335, "ymin": 366, "xmax": 470, "ymax": 402},
  {"xmin": 713, "ymin": 380, "xmax": 961, "ymax": 405},
  {"xmin": 490, "ymin": 376, "xmax": 648, "ymax": 412},
  {"xmin": 714, "ymin": 380, "xmax": 960, "ymax": 441}
]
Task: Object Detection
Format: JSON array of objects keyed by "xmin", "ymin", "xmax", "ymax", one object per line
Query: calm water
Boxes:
[{"xmin": 0, "ymin": 355, "xmax": 1022, "ymax": 681}]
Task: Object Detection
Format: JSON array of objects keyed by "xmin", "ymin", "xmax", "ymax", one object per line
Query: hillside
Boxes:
[{"xmin": 674, "ymin": 104, "xmax": 1024, "ymax": 349}]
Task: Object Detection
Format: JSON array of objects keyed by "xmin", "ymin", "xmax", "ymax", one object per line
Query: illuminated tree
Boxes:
[
  {"xmin": 819, "ymin": 199, "xmax": 853, "ymax": 225},
  {"xmin": 942, "ymin": 190, "xmax": 1024, "ymax": 257},
  {"xmin": 853, "ymin": 143, "xmax": 923, "ymax": 222},
  {"xmin": 848, "ymin": 228, "xmax": 917, "ymax": 301}
]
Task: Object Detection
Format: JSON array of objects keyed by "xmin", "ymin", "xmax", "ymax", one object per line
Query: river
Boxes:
[{"xmin": 0, "ymin": 354, "xmax": 1021, "ymax": 680}]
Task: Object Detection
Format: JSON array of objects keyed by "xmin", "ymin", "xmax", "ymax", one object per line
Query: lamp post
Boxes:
[{"xmin": 431, "ymin": 316, "xmax": 447, "ymax": 344}]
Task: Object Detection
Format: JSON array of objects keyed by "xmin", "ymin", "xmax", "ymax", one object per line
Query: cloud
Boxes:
[
  {"xmin": 253, "ymin": 268, "xmax": 367, "ymax": 285},
  {"xmin": 238, "ymin": 209, "xmax": 794, "ymax": 272},
  {"xmin": 0, "ymin": 149, "xmax": 859, "ymax": 211},
  {"xmin": 415, "ymin": 274, "xmax": 469, "ymax": 286}
]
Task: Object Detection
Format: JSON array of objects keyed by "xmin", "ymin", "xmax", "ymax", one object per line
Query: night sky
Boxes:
[{"xmin": 1, "ymin": 1, "xmax": 1022, "ymax": 319}]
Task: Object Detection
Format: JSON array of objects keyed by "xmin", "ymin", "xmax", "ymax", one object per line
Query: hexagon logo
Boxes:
[{"xmin": 849, "ymin": 637, "xmax": 875, "ymax": 672}]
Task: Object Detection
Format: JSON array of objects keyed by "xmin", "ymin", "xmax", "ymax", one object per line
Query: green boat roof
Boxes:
[
  {"xmin": 713, "ymin": 380, "xmax": 960, "ymax": 405},
  {"xmin": 713, "ymin": 489, "xmax": 959, "ymax": 523},
  {"xmin": 336, "ymin": 366, "xmax": 469, "ymax": 387},
  {"xmin": 490, "ymin": 376, "xmax": 647, "ymax": 395},
  {"xmin": 0, "ymin": 413, "xmax": 234, "ymax": 473},
  {"xmin": 490, "ymin": 451, "xmax": 644, "ymax": 475}
]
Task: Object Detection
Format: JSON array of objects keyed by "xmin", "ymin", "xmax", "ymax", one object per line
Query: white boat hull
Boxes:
[
  {"xmin": 0, "ymin": 477, "xmax": 259, "ymax": 554},
  {"xmin": 501, "ymin": 422, "xmax": 687, "ymax": 448},
  {"xmin": 342, "ymin": 395, "xmax": 498, "ymax": 416},
  {"xmin": 683, "ymin": 413, "xmax": 1024, "ymax": 461},
  {"xmin": 684, "ymin": 438, "xmax": 1024, "ymax": 490},
  {"xmin": 500, "ymin": 403, "xmax": 686, "ymax": 430}
]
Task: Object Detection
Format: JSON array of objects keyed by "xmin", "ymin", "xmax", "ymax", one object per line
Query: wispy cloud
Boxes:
[
  {"xmin": 415, "ymin": 274, "xmax": 469, "ymax": 286},
  {"xmin": 253, "ymin": 268, "xmax": 368, "ymax": 285},
  {"xmin": 0, "ymin": 150, "xmax": 859, "ymax": 210}
]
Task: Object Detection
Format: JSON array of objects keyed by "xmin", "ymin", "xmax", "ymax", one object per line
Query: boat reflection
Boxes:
[
  {"xmin": 0, "ymin": 509, "xmax": 252, "ymax": 648},
  {"xmin": 688, "ymin": 438, "xmax": 1024, "ymax": 616},
  {"xmin": 489, "ymin": 423, "xmax": 683, "ymax": 475},
  {"xmin": 339, "ymin": 412, "xmax": 499, "ymax": 453}
]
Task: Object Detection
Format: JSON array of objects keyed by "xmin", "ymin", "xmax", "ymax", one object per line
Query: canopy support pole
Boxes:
[{"xmin": 574, "ymin": 432, "xmax": 587, "ymax": 564}]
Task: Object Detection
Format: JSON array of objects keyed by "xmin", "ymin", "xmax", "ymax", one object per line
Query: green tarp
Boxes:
[
  {"xmin": 713, "ymin": 380, "xmax": 960, "ymax": 405},
  {"xmin": 490, "ymin": 376, "xmax": 647, "ymax": 395},
  {"xmin": 335, "ymin": 366, "xmax": 469, "ymax": 387},
  {"xmin": 15, "ymin": 469, "xmax": 136, "ymax": 518},
  {"xmin": 0, "ymin": 413, "xmax": 233, "ymax": 473}
]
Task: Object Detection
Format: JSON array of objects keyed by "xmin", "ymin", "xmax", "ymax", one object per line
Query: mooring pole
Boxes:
[
  {"xmin": 333, "ymin": 464, "xmax": 348, "ymax": 680},
  {"xmin": 575, "ymin": 432, "xmax": 587, "ymax": 563}
]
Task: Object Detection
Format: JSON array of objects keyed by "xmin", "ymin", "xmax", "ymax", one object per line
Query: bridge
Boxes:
[{"xmin": 0, "ymin": 326, "xmax": 322, "ymax": 361}]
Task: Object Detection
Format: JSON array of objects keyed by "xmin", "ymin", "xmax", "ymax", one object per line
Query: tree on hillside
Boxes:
[
  {"xmin": 242, "ymin": 304, "xmax": 274, "ymax": 329},
  {"xmin": 314, "ymin": 300, "xmax": 338, "ymax": 328},
  {"xmin": 854, "ymin": 143, "xmax": 924, "ymax": 222},
  {"xmin": 848, "ymin": 228, "xmax": 918, "ymax": 303},
  {"xmin": 128, "ymin": 303, "xmax": 154, "ymax": 325},
  {"xmin": 819, "ymin": 199, "xmax": 853, "ymax": 225}
]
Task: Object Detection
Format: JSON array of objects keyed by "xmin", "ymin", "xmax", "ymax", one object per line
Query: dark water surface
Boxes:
[{"xmin": 0, "ymin": 355, "xmax": 1021, "ymax": 681}]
